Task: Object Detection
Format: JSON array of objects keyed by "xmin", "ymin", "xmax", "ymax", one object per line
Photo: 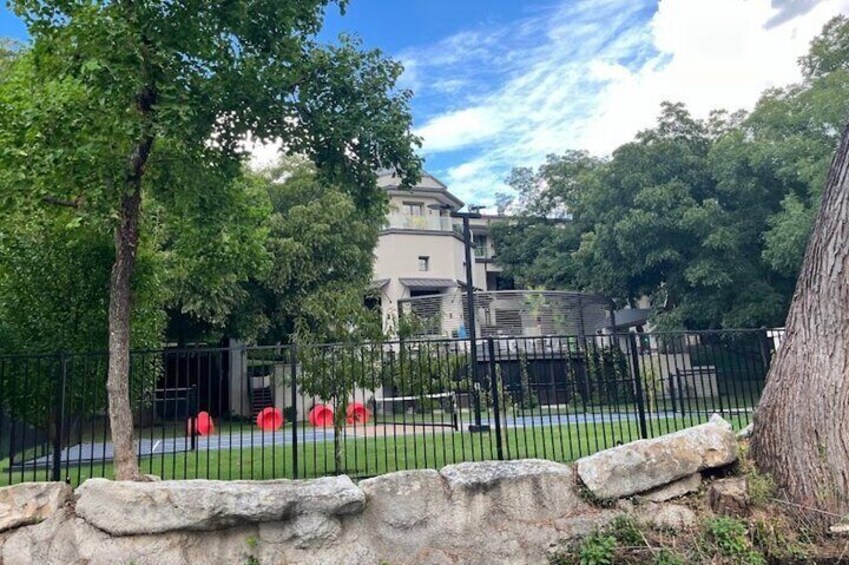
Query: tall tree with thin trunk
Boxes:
[
  {"xmin": 751, "ymin": 120, "xmax": 849, "ymax": 523},
  {"xmin": 4, "ymin": 1, "xmax": 421, "ymax": 480}
]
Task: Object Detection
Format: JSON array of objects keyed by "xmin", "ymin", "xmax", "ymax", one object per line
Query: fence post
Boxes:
[
  {"xmin": 627, "ymin": 334, "xmax": 650, "ymax": 440},
  {"xmin": 486, "ymin": 338, "xmax": 504, "ymax": 461},
  {"xmin": 189, "ymin": 385, "xmax": 198, "ymax": 452},
  {"xmin": 51, "ymin": 353, "xmax": 67, "ymax": 482},
  {"xmin": 290, "ymin": 344, "xmax": 298, "ymax": 479}
]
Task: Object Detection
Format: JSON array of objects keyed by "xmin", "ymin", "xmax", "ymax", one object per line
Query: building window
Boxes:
[
  {"xmin": 474, "ymin": 235, "xmax": 488, "ymax": 257},
  {"xmin": 418, "ymin": 256, "xmax": 430, "ymax": 272},
  {"xmin": 404, "ymin": 202, "xmax": 424, "ymax": 216}
]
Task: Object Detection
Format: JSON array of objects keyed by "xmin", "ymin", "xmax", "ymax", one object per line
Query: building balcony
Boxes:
[{"xmin": 384, "ymin": 213, "xmax": 458, "ymax": 233}]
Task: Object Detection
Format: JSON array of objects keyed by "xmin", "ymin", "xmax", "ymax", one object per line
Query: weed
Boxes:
[
  {"xmin": 653, "ymin": 548, "xmax": 685, "ymax": 565},
  {"xmin": 737, "ymin": 444, "xmax": 775, "ymax": 506},
  {"xmin": 609, "ymin": 514, "xmax": 643, "ymax": 546},
  {"xmin": 750, "ymin": 517, "xmax": 809, "ymax": 561},
  {"xmin": 577, "ymin": 532, "xmax": 618, "ymax": 565},
  {"xmin": 549, "ymin": 532, "xmax": 618, "ymax": 565},
  {"xmin": 245, "ymin": 535, "xmax": 259, "ymax": 549},
  {"xmin": 702, "ymin": 517, "xmax": 765, "ymax": 565},
  {"xmin": 574, "ymin": 476, "xmax": 615, "ymax": 508}
]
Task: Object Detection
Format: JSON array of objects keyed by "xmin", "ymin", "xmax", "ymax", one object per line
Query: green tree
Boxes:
[
  {"xmin": 223, "ymin": 158, "xmax": 384, "ymax": 343},
  {"xmin": 491, "ymin": 16, "xmax": 849, "ymax": 330},
  {"xmin": 1, "ymin": 1, "xmax": 420, "ymax": 480}
]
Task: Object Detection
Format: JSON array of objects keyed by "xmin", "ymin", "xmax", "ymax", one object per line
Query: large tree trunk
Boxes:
[
  {"xmin": 751, "ymin": 122, "xmax": 849, "ymax": 523},
  {"xmin": 107, "ymin": 118, "xmax": 154, "ymax": 480},
  {"xmin": 107, "ymin": 186, "xmax": 144, "ymax": 481}
]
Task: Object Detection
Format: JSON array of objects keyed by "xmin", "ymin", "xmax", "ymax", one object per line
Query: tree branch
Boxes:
[{"xmin": 42, "ymin": 195, "xmax": 81, "ymax": 208}]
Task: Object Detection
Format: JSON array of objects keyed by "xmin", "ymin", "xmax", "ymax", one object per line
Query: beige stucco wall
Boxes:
[{"xmin": 373, "ymin": 230, "xmax": 466, "ymax": 325}]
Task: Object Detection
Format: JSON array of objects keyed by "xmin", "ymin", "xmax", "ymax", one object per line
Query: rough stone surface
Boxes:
[
  {"xmin": 709, "ymin": 477, "xmax": 750, "ymax": 517},
  {"xmin": 576, "ymin": 414, "xmax": 737, "ymax": 499},
  {"xmin": 0, "ymin": 421, "xmax": 746, "ymax": 564},
  {"xmin": 360, "ymin": 469, "xmax": 448, "ymax": 531},
  {"xmin": 358, "ymin": 460, "xmax": 598, "ymax": 563},
  {"xmin": 640, "ymin": 473, "xmax": 702, "ymax": 502},
  {"xmin": 75, "ymin": 475, "xmax": 365, "ymax": 535},
  {"xmin": 636, "ymin": 503, "xmax": 698, "ymax": 530},
  {"xmin": 737, "ymin": 423, "xmax": 754, "ymax": 439},
  {"xmin": 0, "ymin": 482, "xmax": 72, "ymax": 533}
]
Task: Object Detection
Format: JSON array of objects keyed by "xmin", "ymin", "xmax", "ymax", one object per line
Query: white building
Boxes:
[{"xmin": 372, "ymin": 169, "xmax": 507, "ymax": 330}]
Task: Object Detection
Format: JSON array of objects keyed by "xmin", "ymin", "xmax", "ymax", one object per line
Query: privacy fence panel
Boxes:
[{"xmin": 0, "ymin": 329, "xmax": 780, "ymax": 486}]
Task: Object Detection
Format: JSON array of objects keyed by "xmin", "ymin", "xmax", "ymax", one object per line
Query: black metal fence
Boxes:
[{"xmin": 0, "ymin": 329, "xmax": 782, "ymax": 485}]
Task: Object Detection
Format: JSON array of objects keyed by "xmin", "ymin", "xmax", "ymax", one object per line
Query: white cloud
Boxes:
[
  {"xmin": 415, "ymin": 106, "xmax": 504, "ymax": 152},
  {"xmin": 405, "ymin": 0, "xmax": 849, "ymax": 205},
  {"xmin": 580, "ymin": 0, "xmax": 849, "ymax": 153}
]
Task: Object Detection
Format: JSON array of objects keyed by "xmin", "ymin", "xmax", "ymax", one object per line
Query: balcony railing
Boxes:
[{"xmin": 384, "ymin": 213, "xmax": 455, "ymax": 232}]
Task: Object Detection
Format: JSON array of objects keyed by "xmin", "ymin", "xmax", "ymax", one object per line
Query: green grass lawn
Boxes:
[{"xmin": 0, "ymin": 412, "xmax": 748, "ymax": 487}]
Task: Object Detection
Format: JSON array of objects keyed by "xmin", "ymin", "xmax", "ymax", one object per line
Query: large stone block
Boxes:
[
  {"xmin": 576, "ymin": 414, "xmax": 737, "ymax": 499},
  {"xmin": 440, "ymin": 459, "xmax": 588, "ymax": 528},
  {"xmin": 75, "ymin": 476, "xmax": 365, "ymax": 535},
  {"xmin": 360, "ymin": 469, "xmax": 449, "ymax": 531},
  {"xmin": 640, "ymin": 473, "xmax": 702, "ymax": 502},
  {"xmin": 0, "ymin": 482, "xmax": 72, "ymax": 533}
]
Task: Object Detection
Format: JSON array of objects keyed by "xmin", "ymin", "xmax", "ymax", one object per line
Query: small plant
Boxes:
[
  {"xmin": 575, "ymin": 478, "xmax": 615, "ymax": 508},
  {"xmin": 548, "ymin": 532, "xmax": 618, "ymax": 565},
  {"xmin": 750, "ymin": 517, "xmax": 809, "ymax": 562},
  {"xmin": 702, "ymin": 517, "xmax": 765, "ymax": 565},
  {"xmin": 518, "ymin": 351, "xmax": 539, "ymax": 410},
  {"xmin": 577, "ymin": 532, "xmax": 617, "ymax": 565},
  {"xmin": 242, "ymin": 535, "xmax": 260, "ymax": 565},
  {"xmin": 609, "ymin": 514, "xmax": 643, "ymax": 546},
  {"xmin": 737, "ymin": 444, "xmax": 776, "ymax": 507},
  {"xmin": 641, "ymin": 364, "xmax": 662, "ymax": 413},
  {"xmin": 653, "ymin": 548, "xmax": 685, "ymax": 565}
]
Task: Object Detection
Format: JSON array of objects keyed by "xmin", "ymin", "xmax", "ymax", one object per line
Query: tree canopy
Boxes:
[
  {"xmin": 491, "ymin": 16, "xmax": 849, "ymax": 329},
  {"xmin": 0, "ymin": 0, "xmax": 421, "ymax": 479}
]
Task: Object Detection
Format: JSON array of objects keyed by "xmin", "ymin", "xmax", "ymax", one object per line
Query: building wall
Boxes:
[
  {"xmin": 373, "ymin": 172, "xmax": 509, "ymax": 333},
  {"xmin": 373, "ymin": 230, "xmax": 467, "ymax": 325}
]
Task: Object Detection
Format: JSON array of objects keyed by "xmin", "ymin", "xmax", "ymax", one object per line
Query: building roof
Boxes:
[
  {"xmin": 399, "ymin": 278, "xmax": 459, "ymax": 289},
  {"xmin": 378, "ymin": 170, "xmax": 464, "ymax": 209}
]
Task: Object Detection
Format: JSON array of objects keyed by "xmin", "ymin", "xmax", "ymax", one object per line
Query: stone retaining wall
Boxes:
[{"xmin": 0, "ymin": 415, "xmax": 737, "ymax": 564}]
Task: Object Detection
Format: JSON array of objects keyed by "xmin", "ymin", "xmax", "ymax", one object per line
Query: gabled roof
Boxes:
[{"xmin": 378, "ymin": 169, "xmax": 464, "ymax": 209}]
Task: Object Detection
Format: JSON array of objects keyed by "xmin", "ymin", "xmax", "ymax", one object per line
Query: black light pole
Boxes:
[{"xmin": 451, "ymin": 207, "xmax": 489, "ymax": 433}]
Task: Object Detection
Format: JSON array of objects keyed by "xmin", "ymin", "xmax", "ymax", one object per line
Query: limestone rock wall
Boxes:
[{"xmin": 0, "ymin": 416, "xmax": 737, "ymax": 565}]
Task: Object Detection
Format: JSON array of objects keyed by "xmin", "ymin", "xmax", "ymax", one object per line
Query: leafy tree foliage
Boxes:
[
  {"xmin": 492, "ymin": 16, "xmax": 849, "ymax": 329},
  {"xmin": 0, "ymin": 0, "xmax": 420, "ymax": 479}
]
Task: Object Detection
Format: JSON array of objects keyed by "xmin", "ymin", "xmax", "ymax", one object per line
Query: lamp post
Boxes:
[
  {"xmin": 451, "ymin": 206, "xmax": 489, "ymax": 433},
  {"xmin": 427, "ymin": 202, "xmax": 489, "ymax": 433}
]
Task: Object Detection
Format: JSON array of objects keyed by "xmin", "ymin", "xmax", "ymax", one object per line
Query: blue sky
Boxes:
[{"xmin": 3, "ymin": 0, "xmax": 848, "ymax": 205}]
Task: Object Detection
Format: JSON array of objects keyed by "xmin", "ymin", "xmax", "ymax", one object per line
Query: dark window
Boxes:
[
  {"xmin": 418, "ymin": 256, "xmax": 430, "ymax": 272},
  {"xmin": 474, "ymin": 235, "xmax": 488, "ymax": 257}
]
